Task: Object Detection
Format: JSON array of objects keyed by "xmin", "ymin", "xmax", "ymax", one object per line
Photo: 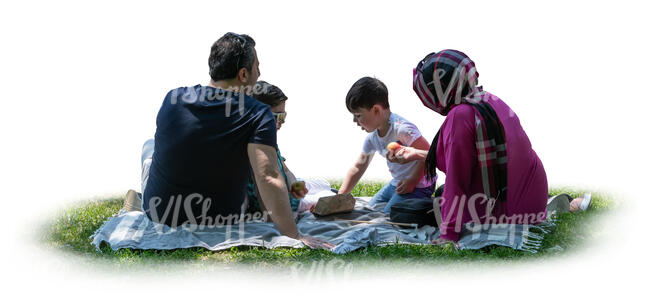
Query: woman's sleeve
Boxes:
[{"xmin": 438, "ymin": 106, "xmax": 477, "ymax": 242}]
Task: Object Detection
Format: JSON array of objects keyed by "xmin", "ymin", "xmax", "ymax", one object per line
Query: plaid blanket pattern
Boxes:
[{"xmin": 91, "ymin": 197, "xmax": 555, "ymax": 254}]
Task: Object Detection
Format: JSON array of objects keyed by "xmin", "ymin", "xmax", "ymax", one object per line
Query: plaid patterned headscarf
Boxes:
[{"xmin": 413, "ymin": 49, "xmax": 508, "ymax": 202}]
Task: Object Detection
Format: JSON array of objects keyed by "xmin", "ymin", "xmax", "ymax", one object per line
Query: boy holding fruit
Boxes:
[{"xmin": 339, "ymin": 77, "xmax": 435, "ymax": 213}]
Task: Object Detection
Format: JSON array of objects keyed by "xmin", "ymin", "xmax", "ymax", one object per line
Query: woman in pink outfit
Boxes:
[{"xmin": 389, "ymin": 49, "xmax": 548, "ymax": 244}]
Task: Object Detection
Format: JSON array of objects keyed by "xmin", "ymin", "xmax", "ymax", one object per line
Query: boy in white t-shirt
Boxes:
[{"xmin": 338, "ymin": 77, "xmax": 435, "ymax": 213}]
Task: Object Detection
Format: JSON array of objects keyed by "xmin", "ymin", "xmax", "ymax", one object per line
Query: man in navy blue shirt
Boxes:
[{"xmin": 142, "ymin": 32, "xmax": 331, "ymax": 249}]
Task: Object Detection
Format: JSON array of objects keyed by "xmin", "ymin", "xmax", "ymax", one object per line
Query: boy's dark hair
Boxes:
[
  {"xmin": 252, "ymin": 81, "xmax": 287, "ymax": 107},
  {"xmin": 208, "ymin": 32, "xmax": 256, "ymax": 82},
  {"xmin": 345, "ymin": 77, "xmax": 390, "ymax": 112}
]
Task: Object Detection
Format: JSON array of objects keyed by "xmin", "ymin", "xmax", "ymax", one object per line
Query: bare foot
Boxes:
[
  {"xmin": 569, "ymin": 197, "xmax": 583, "ymax": 212},
  {"xmin": 431, "ymin": 237, "xmax": 459, "ymax": 248},
  {"xmin": 569, "ymin": 193, "xmax": 592, "ymax": 212}
]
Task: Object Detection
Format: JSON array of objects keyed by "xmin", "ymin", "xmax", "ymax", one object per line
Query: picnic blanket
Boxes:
[{"xmin": 91, "ymin": 197, "xmax": 557, "ymax": 254}]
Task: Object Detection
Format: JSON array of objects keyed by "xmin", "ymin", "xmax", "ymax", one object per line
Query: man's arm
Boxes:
[
  {"xmin": 248, "ymin": 143, "xmax": 335, "ymax": 249},
  {"xmin": 247, "ymin": 143, "xmax": 298, "ymax": 238},
  {"xmin": 338, "ymin": 153, "xmax": 373, "ymax": 194}
]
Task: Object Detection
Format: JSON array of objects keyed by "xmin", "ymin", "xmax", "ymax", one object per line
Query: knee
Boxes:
[{"xmin": 141, "ymin": 138, "xmax": 155, "ymax": 165}]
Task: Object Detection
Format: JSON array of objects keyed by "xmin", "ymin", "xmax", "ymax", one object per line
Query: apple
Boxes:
[
  {"xmin": 386, "ymin": 142, "xmax": 402, "ymax": 152},
  {"xmin": 291, "ymin": 181, "xmax": 306, "ymax": 193}
]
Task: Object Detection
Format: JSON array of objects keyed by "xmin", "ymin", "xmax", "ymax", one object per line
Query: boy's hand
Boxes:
[
  {"xmin": 387, "ymin": 146, "xmax": 417, "ymax": 164},
  {"xmin": 290, "ymin": 181, "xmax": 308, "ymax": 199},
  {"xmin": 396, "ymin": 178, "xmax": 417, "ymax": 195},
  {"xmin": 386, "ymin": 149, "xmax": 398, "ymax": 163},
  {"xmin": 290, "ymin": 188, "xmax": 308, "ymax": 199}
]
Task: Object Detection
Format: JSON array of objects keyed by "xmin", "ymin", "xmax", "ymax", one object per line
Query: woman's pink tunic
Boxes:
[{"xmin": 436, "ymin": 92, "xmax": 548, "ymax": 241}]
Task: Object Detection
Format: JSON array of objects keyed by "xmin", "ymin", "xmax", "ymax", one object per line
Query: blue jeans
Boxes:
[
  {"xmin": 140, "ymin": 139, "xmax": 155, "ymax": 194},
  {"xmin": 368, "ymin": 183, "xmax": 435, "ymax": 214}
]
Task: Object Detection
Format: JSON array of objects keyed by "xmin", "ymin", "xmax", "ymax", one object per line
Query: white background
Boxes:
[{"xmin": 1, "ymin": 0, "xmax": 648, "ymax": 304}]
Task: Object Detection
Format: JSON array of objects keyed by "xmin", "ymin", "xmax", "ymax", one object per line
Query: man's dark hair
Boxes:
[
  {"xmin": 345, "ymin": 77, "xmax": 390, "ymax": 112},
  {"xmin": 252, "ymin": 81, "xmax": 287, "ymax": 107},
  {"xmin": 208, "ymin": 32, "xmax": 256, "ymax": 82}
]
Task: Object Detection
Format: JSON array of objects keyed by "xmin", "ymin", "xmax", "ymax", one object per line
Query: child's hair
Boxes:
[
  {"xmin": 345, "ymin": 76, "xmax": 390, "ymax": 112},
  {"xmin": 252, "ymin": 81, "xmax": 287, "ymax": 107}
]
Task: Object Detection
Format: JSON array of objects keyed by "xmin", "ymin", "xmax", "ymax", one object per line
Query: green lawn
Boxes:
[{"xmin": 41, "ymin": 181, "xmax": 614, "ymax": 269}]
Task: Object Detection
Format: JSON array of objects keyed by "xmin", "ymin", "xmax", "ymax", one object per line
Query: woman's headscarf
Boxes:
[
  {"xmin": 413, "ymin": 49, "xmax": 508, "ymax": 202},
  {"xmin": 413, "ymin": 50, "xmax": 482, "ymax": 115}
]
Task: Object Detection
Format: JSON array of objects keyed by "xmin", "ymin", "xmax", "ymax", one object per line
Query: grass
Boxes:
[{"xmin": 41, "ymin": 181, "xmax": 615, "ymax": 269}]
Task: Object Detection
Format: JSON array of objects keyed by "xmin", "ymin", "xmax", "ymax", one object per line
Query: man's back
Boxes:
[{"xmin": 143, "ymin": 85, "xmax": 277, "ymax": 227}]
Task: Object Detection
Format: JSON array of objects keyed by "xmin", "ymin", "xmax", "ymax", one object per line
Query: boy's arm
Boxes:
[
  {"xmin": 283, "ymin": 161, "xmax": 297, "ymax": 186},
  {"xmin": 339, "ymin": 153, "xmax": 373, "ymax": 194},
  {"xmin": 282, "ymin": 161, "xmax": 308, "ymax": 199},
  {"xmin": 396, "ymin": 136, "xmax": 430, "ymax": 194}
]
